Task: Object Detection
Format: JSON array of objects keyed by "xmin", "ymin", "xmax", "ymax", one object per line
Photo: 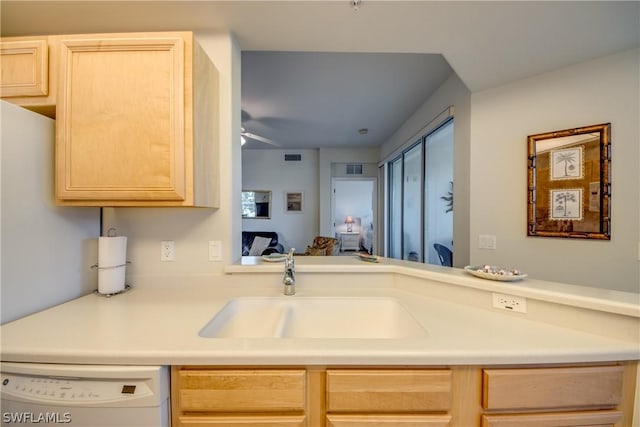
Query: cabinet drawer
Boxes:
[
  {"xmin": 178, "ymin": 369, "xmax": 306, "ymax": 412},
  {"xmin": 0, "ymin": 38, "xmax": 48, "ymax": 97},
  {"xmin": 482, "ymin": 366, "xmax": 623, "ymax": 411},
  {"xmin": 326, "ymin": 369, "xmax": 451, "ymax": 413},
  {"xmin": 327, "ymin": 414, "xmax": 451, "ymax": 427},
  {"xmin": 482, "ymin": 409, "xmax": 622, "ymax": 427},
  {"xmin": 178, "ymin": 415, "xmax": 305, "ymax": 426}
]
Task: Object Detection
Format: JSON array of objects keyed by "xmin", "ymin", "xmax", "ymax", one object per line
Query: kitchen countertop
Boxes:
[
  {"xmin": 229, "ymin": 256, "xmax": 640, "ymax": 317},
  {"xmin": 1, "ymin": 257, "xmax": 639, "ymax": 366}
]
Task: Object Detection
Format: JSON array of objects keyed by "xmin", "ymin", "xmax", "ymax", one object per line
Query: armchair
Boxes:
[{"xmin": 303, "ymin": 236, "xmax": 339, "ymax": 256}]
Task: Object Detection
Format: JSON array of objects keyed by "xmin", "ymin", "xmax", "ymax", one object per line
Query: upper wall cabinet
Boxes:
[
  {"xmin": 55, "ymin": 31, "xmax": 219, "ymax": 207},
  {"xmin": 0, "ymin": 36, "xmax": 57, "ymax": 118}
]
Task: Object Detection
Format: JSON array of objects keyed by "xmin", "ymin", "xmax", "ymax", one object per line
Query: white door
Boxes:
[{"xmin": 332, "ymin": 178, "xmax": 376, "ymax": 253}]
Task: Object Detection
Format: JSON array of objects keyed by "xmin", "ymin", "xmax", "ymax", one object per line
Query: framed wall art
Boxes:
[
  {"xmin": 527, "ymin": 123, "xmax": 611, "ymax": 239},
  {"xmin": 285, "ymin": 191, "xmax": 303, "ymax": 213}
]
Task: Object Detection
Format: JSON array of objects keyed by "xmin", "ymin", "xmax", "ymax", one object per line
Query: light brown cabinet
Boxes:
[
  {"xmin": 173, "ymin": 367, "xmax": 457, "ymax": 427},
  {"xmin": 481, "ymin": 410, "xmax": 622, "ymax": 427},
  {"xmin": 1, "ymin": 31, "xmax": 220, "ymax": 207},
  {"xmin": 175, "ymin": 416, "xmax": 306, "ymax": 426},
  {"xmin": 55, "ymin": 31, "xmax": 219, "ymax": 207},
  {"xmin": 0, "ymin": 36, "xmax": 56, "ymax": 117},
  {"xmin": 481, "ymin": 365, "xmax": 625, "ymax": 427},
  {"xmin": 326, "ymin": 415, "xmax": 451, "ymax": 427},
  {"xmin": 325, "ymin": 369, "xmax": 452, "ymax": 426},
  {"xmin": 172, "ymin": 363, "xmax": 636, "ymax": 427},
  {"xmin": 172, "ymin": 368, "xmax": 307, "ymax": 427}
]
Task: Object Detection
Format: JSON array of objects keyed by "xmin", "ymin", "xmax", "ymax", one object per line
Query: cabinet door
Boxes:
[
  {"xmin": 327, "ymin": 414, "xmax": 451, "ymax": 427},
  {"xmin": 0, "ymin": 38, "xmax": 48, "ymax": 97},
  {"xmin": 482, "ymin": 409, "xmax": 622, "ymax": 427},
  {"xmin": 56, "ymin": 34, "xmax": 187, "ymax": 202},
  {"xmin": 178, "ymin": 415, "xmax": 306, "ymax": 427},
  {"xmin": 482, "ymin": 366, "xmax": 623, "ymax": 411},
  {"xmin": 177, "ymin": 369, "xmax": 306, "ymax": 413},
  {"xmin": 326, "ymin": 369, "xmax": 451, "ymax": 413},
  {"xmin": 0, "ymin": 36, "xmax": 56, "ymax": 117}
]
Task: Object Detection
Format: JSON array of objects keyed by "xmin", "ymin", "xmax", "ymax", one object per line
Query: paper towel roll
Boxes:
[
  {"xmin": 98, "ymin": 265, "xmax": 126, "ymax": 295},
  {"xmin": 98, "ymin": 236, "xmax": 127, "ymax": 294},
  {"xmin": 98, "ymin": 236, "xmax": 127, "ymax": 268}
]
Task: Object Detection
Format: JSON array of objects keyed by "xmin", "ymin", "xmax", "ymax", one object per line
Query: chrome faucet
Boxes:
[{"xmin": 283, "ymin": 248, "xmax": 296, "ymax": 295}]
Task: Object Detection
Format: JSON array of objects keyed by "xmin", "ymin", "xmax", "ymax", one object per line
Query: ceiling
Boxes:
[
  {"xmin": 2, "ymin": 1, "xmax": 638, "ymax": 149},
  {"xmin": 241, "ymin": 51, "xmax": 453, "ymax": 148}
]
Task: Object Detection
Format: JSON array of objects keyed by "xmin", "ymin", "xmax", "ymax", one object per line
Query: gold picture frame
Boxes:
[{"xmin": 527, "ymin": 123, "xmax": 611, "ymax": 239}]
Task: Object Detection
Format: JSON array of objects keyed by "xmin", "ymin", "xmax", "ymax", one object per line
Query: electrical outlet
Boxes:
[
  {"xmin": 492, "ymin": 293, "xmax": 527, "ymax": 313},
  {"xmin": 209, "ymin": 241, "xmax": 222, "ymax": 261},
  {"xmin": 479, "ymin": 234, "xmax": 496, "ymax": 249},
  {"xmin": 160, "ymin": 241, "xmax": 175, "ymax": 261}
]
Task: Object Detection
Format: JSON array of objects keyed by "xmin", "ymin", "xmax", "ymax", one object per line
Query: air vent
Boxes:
[
  {"xmin": 284, "ymin": 153, "xmax": 302, "ymax": 162},
  {"xmin": 346, "ymin": 163, "xmax": 363, "ymax": 175}
]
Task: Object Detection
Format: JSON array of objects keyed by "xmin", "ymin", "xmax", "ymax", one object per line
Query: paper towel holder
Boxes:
[
  {"xmin": 92, "ymin": 227, "xmax": 130, "ymax": 270},
  {"xmin": 94, "ymin": 284, "xmax": 131, "ymax": 298},
  {"xmin": 94, "ymin": 228, "xmax": 130, "ymax": 296},
  {"xmin": 90, "ymin": 262, "xmax": 131, "ymax": 297},
  {"xmin": 90, "ymin": 261, "xmax": 130, "ymax": 270}
]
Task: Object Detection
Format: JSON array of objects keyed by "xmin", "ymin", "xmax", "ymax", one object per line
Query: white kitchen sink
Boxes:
[{"xmin": 199, "ymin": 296, "xmax": 427, "ymax": 339}]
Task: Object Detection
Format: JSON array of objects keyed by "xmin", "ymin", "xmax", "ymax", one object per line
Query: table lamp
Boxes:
[{"xmin": 345, "ymin": 216, "xmax": 354, "ymax": 232}]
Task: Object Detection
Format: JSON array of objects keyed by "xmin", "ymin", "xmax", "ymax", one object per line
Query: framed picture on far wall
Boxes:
[
  {"xmin": 285, "ymin": 191, "xmax": 303, "ymax": 213},
  {"xmin": 527, "ymin": 122, "xmax": 611, "ymax": 240}
]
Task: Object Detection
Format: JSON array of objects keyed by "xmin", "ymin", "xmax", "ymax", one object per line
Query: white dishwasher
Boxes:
[{"xmin": 0, "ymin": 363, "xmax": 169, "ymax": 427}]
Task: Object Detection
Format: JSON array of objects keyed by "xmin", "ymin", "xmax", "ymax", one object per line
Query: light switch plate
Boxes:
[{"xmin": 209, "ymin": 241, "xmax": 222, "ymax": 261}]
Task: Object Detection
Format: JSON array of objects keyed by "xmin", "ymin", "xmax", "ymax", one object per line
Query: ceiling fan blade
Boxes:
[
  {"xmin": 241, "ymin": 110, "xmax": 253, "ymax": 122},
  {"xmin": 243, "ymin": 131, "xmax": 279, "ymax": 146}
]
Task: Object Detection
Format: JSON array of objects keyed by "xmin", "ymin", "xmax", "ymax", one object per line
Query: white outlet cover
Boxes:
[
  {"xmin": 160, "ymin": 240, "xmax": 175, "ymax": 261},
  {"xmin": 492, "ymin": 292, "xmax": 527, "ymax": 313},
  {"xmin": 478, "ymin": 234, "xmax": 496, "ymax": 250}
]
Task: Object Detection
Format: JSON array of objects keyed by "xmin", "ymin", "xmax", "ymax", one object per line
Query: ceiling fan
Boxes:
[{"xmin": 241, "ymin": 127, "xmax": 279, "ymax": 147}]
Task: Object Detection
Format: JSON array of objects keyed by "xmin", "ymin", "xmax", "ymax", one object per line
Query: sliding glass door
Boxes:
[
  {"xmin": 385, "ymin": 118, "xmax": 454, "ymax": 265},
  {"xmin": 387, "ymin": 142, "xmax": 423, "ymax": 262},
  {"xmin": 402, "ymin": 143, "xmax": 423, "ymax": 261},
  {"xmin": 424, "ymin": 120, "xmax": 454, "ymax": 265},
  {"xmin": 388, "ymin": 156, "xmax": 402, "ymax": 259}
]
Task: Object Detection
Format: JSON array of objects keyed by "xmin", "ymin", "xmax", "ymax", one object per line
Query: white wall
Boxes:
[
  {"xmin": 242, "ymin": 149, "xmax": 319, "ymax": 252},
  {"xmin": 470, "ymin": 49, "xmax": 639, "ymax": 292},
  {"xmin": 380, "ymin": 73, "xmax": 472, "ymax": 267},
  {"xmin": 1, "ymin": 101, "xmax": 99, "ymax": 323},
  {"xmin": 102, "ymin": 31, "xmax": 242, "ymax": 280}
]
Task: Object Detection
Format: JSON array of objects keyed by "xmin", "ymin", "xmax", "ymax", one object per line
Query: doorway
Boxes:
[{"xmin": 332, "ymin": 178, "xmax": 376, "ymax": 254}]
